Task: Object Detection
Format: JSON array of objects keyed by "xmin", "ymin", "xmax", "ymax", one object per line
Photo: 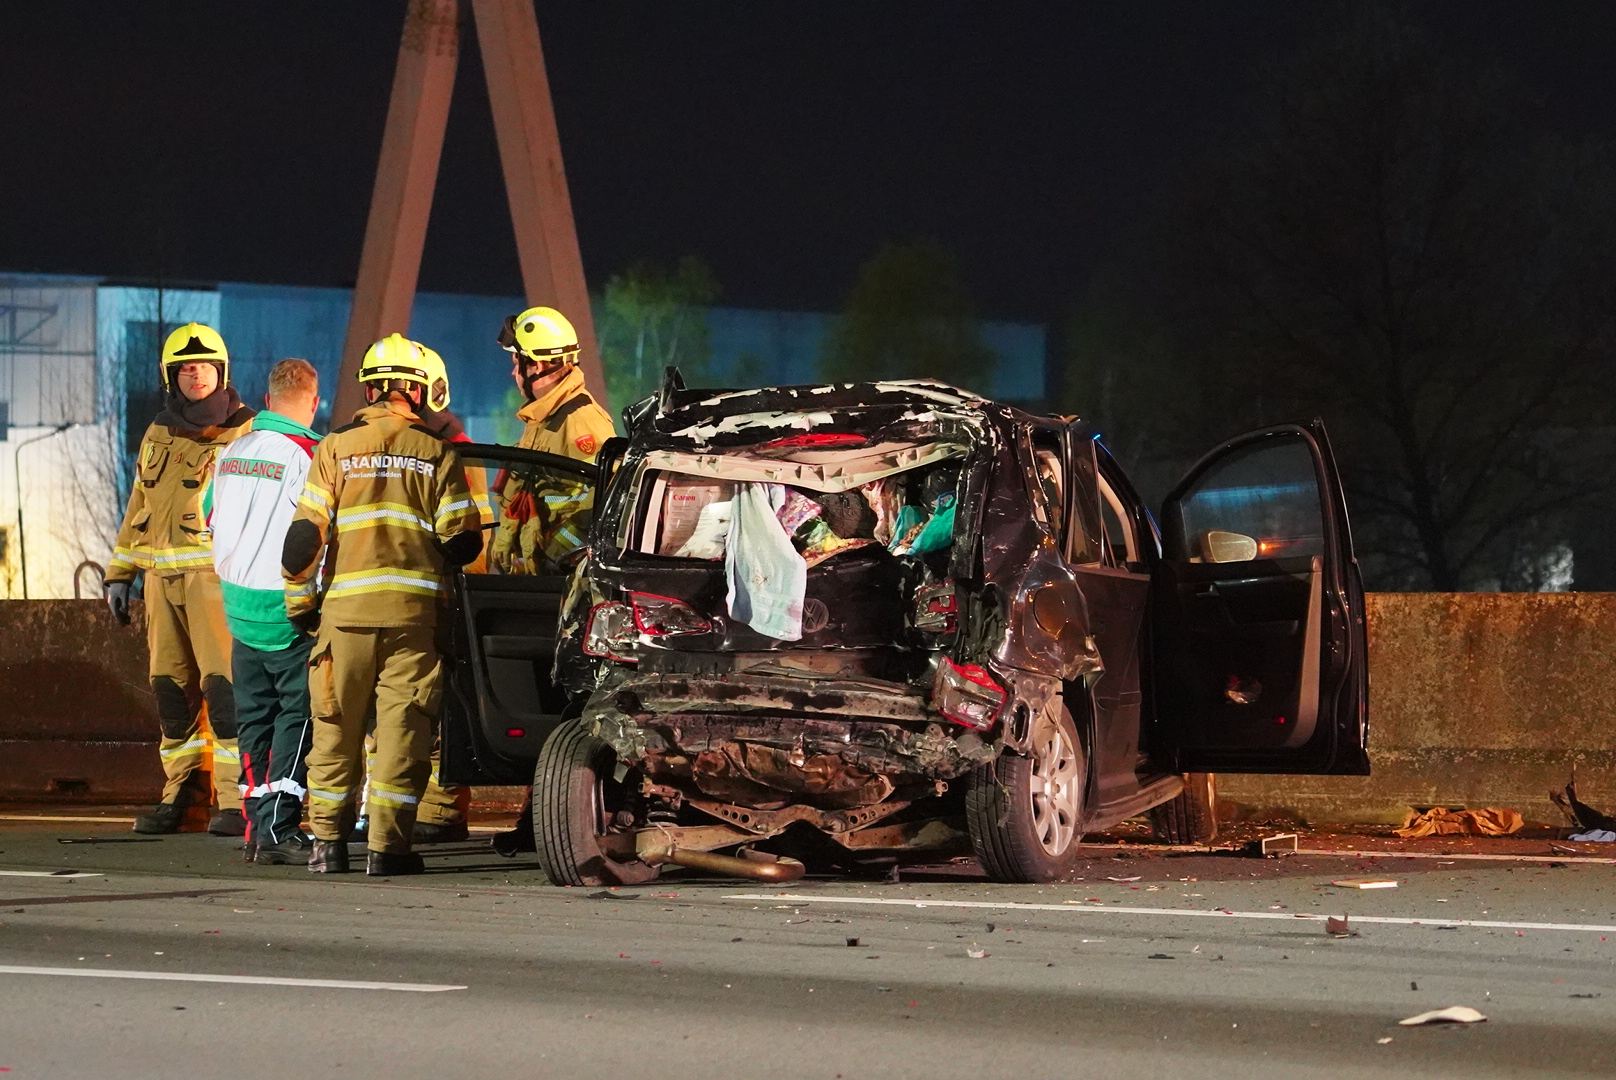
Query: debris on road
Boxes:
[
  {"xmin": 1567, "ymin": 830, "xmax": 1616, "ymax": 842},
  {"xmin": 1106, "ymin": 876, "xmax": 1141, "ymax": 883},
  {"xmin": 1399, "ymin": 1006, "xmax": 1487, "ymax": 1026},
  {"xmin": 1331, "ymin": 878, "xmax": 1398, "ymax": 889},
  {"xmin": 1395, "ymin": 807, "xmax": 1523, "ymax": 838},
  {"xmin": 1247, "ymin": 833, "xmax": 1298, "ymax": 857},
  {"xmin": 965, "ymin": 946, "xmax": 989, "ymax": 958},
  {"xmin": 1377, "ymin": 1037, "xmax": 1394, "ymax": 1044},
  {"xmin": 1549, "ymin": 772, "xmax": 1616, "ymax": 834},
  {"xmin": 1326, "ymin": 915, "xmax": 1356, "ymax": 937}
]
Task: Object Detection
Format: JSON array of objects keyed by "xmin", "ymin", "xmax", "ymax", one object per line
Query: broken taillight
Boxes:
[
  {"xmin": 582, "ymin": 601, "xmax": 638, "ymax": 663},
  {"xmin": 914, "ymin": 581, "xmax": 958, "ymax": 634},
  {"xmin": 630, "ymin": 592, "xmax": 711, "ymax": 636},
  {"xmin": 932, "ymin": 657, "xmax": 1006, "ymax": 732}
]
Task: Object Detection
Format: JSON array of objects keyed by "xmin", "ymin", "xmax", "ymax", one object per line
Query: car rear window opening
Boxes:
[{"xmin": 629, "ymin": 442, "xmax": 967, "ymax": 569}]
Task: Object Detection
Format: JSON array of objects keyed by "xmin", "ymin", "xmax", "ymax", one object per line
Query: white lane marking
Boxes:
[
  {"xmin": 1074, "ymin": 842, "xmax": 1616, "ymax": 866},
  {"xmin": 0, "ymin": 965, "xmax": 465, "ymax": 992},
  {"xmin": 1297, "ymin": 848, "xmax": 1616, "ymax": 866},
  {"xmin": 0, "ymin": 815, "xmax": 137, "ymax": 824},
  {"xmin": 725, "ymin": 894, "xmax": 1616, "ymax": 934},
  {"xmin": 0, "ymin": 871, "xmax": 102, "ymax": 878}
]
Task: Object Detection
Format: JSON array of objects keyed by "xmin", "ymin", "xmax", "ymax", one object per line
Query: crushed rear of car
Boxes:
[{"xmin": 539, "ymin": 377, "xmax": 1108, "ymax": 884}]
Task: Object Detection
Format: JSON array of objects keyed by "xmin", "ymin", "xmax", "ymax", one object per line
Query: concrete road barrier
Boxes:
[
  {"xmin": 1219, "ymin": 593, "xmax": 1616, "ymax": 825},
  {"xmin": 6, "ymin": 594, "xmax": 1615, "ymax": 823},
  {"xmin": 0, "ymin": 599, "xmax": 161, "ymax": 801}
]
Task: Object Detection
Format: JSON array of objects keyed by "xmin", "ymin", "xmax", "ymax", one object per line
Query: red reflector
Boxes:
[
  {"xmin": 506, "ymin": 728, "xmax": 527, "ymax": 738},
  {"xmin": 759, "ymin": 432, "xmax": 869, "ymax": 449}
]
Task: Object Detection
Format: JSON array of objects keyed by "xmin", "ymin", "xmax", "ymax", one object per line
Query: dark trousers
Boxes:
[{"xmin": 232, "ymin": 635, "xmax": 315, "ymax": 845}]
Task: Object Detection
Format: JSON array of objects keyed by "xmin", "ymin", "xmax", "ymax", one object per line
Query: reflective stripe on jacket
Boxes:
[
  {"xmin": 283, "ymin": 401, "xmax": 479, "ymax": 628},
  {"xmin": 107, "ymin": 411, "xmax": 256, "ymax": 583}
]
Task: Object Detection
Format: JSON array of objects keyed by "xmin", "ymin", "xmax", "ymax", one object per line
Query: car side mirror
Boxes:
[{"xmin": 1202, "ymin": 530, "xmax": 1258, "ymax": 564}]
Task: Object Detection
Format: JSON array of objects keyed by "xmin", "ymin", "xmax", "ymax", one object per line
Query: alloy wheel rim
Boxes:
[{"xmin": 1028, "ymin": 719, "xmax": 1080, "ymax": 856}]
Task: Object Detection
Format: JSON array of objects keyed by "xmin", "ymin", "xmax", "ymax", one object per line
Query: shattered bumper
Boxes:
[{"xmin": 585, "ymin": 669, "xmax": 999, "ymax": 790}]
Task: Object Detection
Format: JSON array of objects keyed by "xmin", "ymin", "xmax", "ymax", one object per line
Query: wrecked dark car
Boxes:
[{"xmin": 441, "ymin": 376, "xmax": 1368, "ymax": 884}]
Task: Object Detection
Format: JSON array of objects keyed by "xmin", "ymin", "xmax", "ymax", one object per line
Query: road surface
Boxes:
[{"xmin": 0, "ymin": 815, "xmax": 1613, "ymax": 1079}]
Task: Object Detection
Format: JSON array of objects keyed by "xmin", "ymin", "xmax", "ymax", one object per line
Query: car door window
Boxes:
[
  {"xmin": 1168, "ymin": 438, "xmax": 1324, "ymax": 564},
  {"xmin": 1097, "ymin": 474, "xmax": 1139, "ymax": 568},
  {"xmin": 1029, "ymin": 429, "xmax": 1067, "ymax": 544},
  {"xmin": 457, "ymin": 447, "xmax": 601, "ymax": 576}
]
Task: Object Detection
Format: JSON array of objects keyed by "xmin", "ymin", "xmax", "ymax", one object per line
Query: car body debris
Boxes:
[{"xmin": 1399, "ymin": 1006, "xmax": 1487, "ymax": 1026}]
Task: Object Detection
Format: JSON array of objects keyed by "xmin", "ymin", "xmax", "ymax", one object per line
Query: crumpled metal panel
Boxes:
[
  {"xmin": 992, "ymin": 538, "xmax": 1104, "ymax": 684},
  {"xmin": 640, "ymin": 441, "xmax": 969, "ymax": 494},
  {"xmin": 587, "ymin": 688, "xmax": 997, "ymax": 784}
]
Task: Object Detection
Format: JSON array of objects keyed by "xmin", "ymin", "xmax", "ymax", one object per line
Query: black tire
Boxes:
[
  {"xmin": 966, "ymin": 702, "xmax": 1086, "ymax": 883},
  {"xmin": 532, "ymin": 717, "xmax": 659, "ymax": 887},
  {"xmin": 1149, "ymin": 773, "xmax": 1218, "ymax": 844}
]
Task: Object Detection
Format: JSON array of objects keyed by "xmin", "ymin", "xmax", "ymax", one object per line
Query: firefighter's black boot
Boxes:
[
  {"xmin": 208, "ymin": 808, "xmax": 247, "ymax": 836},
  {"xmin": 367, "ymin": 850, "xmax": 425, "ymax": 876},
  {"xmin": 133, "ymin": 802, "xmax": 186, "ymax": 835},
  {"xmin": 308, "ymin": 839, "xmax": 350, "ymax": 874},
  {"xmin": 255, "ymin": 834, "xmax": 313, "ymax": 866},
  {"xmin": 491, "ymin": 814, "xmax": 535, "ymax": 857},
  {"xmin": 412, "ymin": 820, "xmax": 469, "ymax": 844}
]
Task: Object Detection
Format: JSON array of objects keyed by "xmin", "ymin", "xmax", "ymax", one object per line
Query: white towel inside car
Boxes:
[{"xmin": 725, "ymin": 482, "xmax": 807, "ymax": 641}]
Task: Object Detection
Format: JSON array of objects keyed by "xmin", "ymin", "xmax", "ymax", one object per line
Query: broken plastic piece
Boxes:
[
  {"xmin": 1331, "ymin": 878, "xmax": 1398, "ymax": 889},
  {"xmin": 1398, "ymin": 1006, "xmax": 1486, "ymax": 1026}
]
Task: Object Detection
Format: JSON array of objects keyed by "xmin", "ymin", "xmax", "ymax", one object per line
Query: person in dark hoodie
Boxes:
[{"xmin": 104, "ymin": 322, "xmax": 256, "ymax": 836}]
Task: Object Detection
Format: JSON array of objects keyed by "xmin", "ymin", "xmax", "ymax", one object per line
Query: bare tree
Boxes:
[{"xmin": 1073, "ymin": 8, "xmax": 1616, "ymax": 590}]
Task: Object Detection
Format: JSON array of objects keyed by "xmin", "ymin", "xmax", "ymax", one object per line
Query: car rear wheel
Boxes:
[
  {"xmin": 533, "ymin": 717, "xmax": 659, "ymax": 887},
  {"xmin": 966, "ymin": 700, "xmax": 1086, "ymax": 882},
  {"xmin": 1149, "ymin": 773, "xmax": 1218, "ymax": 844}
]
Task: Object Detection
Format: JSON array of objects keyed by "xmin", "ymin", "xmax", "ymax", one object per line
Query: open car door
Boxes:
[
  {"xmin": 439, "ymin": 443, "xmax": 599, "ymax": 786},
  {"xmin": 1151, "ymin": 422, "xmax": 1368, "ymax": 774}
]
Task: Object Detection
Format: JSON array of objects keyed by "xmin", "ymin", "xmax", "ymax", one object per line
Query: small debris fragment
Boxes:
[
  {"xmin": 1399, "ymin": 1006, "xmax": 1486, "ymax": 1026},
  {"xmin": 1107, "ymin": 876, "xmax": 1141, "ymax": 883},
  {"xmin": 1570, "ymin": 993, "xmax": 1602, "ymax": 999},
  {"xmin": 1326, "ymin": 915, "xmax": 1356, "ymax": 937},
  {"xmin": 1331, "ymin": 878, "xmax": 1398, "ymax": 889},
  {"xmin": 1377, "ymin": 1037, "xmax": 1394, "ymax": 1045},
  {"xmin": 846, "ymin": 937, "xmax": 861, "ymax": 947},
  {"xmin": 1411, "ymin": 981, "xmax": 1419, "ymax": 991},
  {"xmin": 966, "ymin": 946, "xmax": 989, "ymax": 959},
  {"xmin": 1147, "ymin": 953, "xmax": 1175, "ymax": 960}
]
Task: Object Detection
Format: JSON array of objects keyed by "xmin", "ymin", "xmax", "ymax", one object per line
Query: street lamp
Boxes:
[{"xmin": 13, "ymin": 422, "xmax": 78, "ymax": 599}]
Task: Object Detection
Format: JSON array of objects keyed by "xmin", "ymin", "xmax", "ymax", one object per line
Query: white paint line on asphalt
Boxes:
[
  {"xmin": 1296, "ymin": 848, "xmax": 1616, "ymax": 865},
  {"xmin": 726, "ymin": 894, "xmax": 1616, "ymax": 934},
  {"xmin": 1076, "ymin": 842, "xmax": 1616, "ymax": 865},
  {"xmin": 0, "ymin": 815, "xmax": 137, "ymax": 824},
  {"xmin": 0, "ymin": 965, "xmax": 465, "ymax": 992},
  {"xmin": 0, "ymin": 871, "xmax": 102, "ymax": 878}
]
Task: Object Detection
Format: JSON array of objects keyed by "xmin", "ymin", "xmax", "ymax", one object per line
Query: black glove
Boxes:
[
  {"xmin": 290, "ymin": 609, "xmax": 321, "ymax": 636},
  {"xmin": 104, "ymin": 581, "xmax": 131, "ymax": 626}
]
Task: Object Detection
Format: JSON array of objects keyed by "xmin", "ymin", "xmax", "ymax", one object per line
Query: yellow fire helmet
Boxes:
[
  {"xmin": 160, "ymin": 322, "xmax": 230, "ymax": 388},
  {"xmin": 498, "ymin": 305, "xmax": 579, "ymax": 365},
  {"xmin": 358, "ymin": 332, "xmax": 434, "ymax": 404},
  {"xmin": 414, "ymin": 341, "xmax": 452, "ymax": 412}
]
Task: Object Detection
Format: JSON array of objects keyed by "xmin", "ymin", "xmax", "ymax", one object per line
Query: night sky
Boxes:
[{"xmin": 1, "ymin": 2, "xmax": 1612, "ymax": 326}]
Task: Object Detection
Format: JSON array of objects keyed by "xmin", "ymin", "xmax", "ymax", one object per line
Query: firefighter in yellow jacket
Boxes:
[
  {"xmin": 105, "ymin": 323, "xmax": 254, "ymax": 836},
  {"xmin": 488, "ymin": 307, "xmax": 615, "ymax": 856},
  {"xmin": 489, "ymin": 306, "xmax": 616, "ymax": 573},
  {"xmin": 282, "ymin": 335, "xmax": 482, "ymax": 876}
]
